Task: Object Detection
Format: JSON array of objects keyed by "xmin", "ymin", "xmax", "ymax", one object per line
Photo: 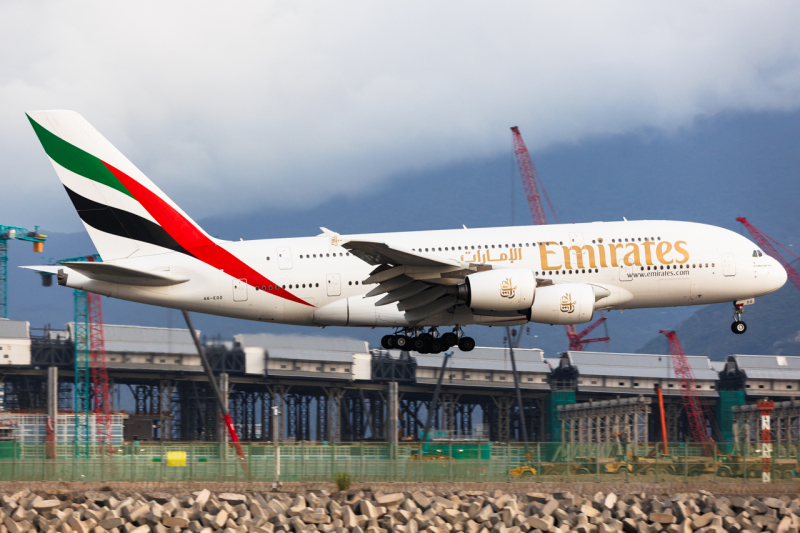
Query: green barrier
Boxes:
[{"xmin": 0, "ymin": 441, "xmax": 794, "ymax": 483}]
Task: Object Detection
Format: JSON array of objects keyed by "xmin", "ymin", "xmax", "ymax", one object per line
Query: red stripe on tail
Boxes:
[{"xmin": 103, "ymin": 162, "xmax": 313, "ymax": 307}]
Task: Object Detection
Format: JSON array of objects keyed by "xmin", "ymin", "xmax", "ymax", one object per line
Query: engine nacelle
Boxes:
[
  {"xmin": 460, "ymin": 269, "xmax": 536, "ymax": 311},
  {"xmin": 526, "ymin": 283, "xmax": 595, "ymax": 325}
]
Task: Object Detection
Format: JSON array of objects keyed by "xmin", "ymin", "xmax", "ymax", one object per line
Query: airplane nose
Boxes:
[{"xmin": 772, "ymin": 258, "xmax": 788, "ymax": 291}]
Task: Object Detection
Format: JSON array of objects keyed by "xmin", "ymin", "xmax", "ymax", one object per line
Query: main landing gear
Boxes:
[
  {"xmin": 380, "ymin": 326, "xmax": 475, "ymax": 353},
  {"xmin": 731, "ymin": 303, "xmax": 747, "ymax": 335}
]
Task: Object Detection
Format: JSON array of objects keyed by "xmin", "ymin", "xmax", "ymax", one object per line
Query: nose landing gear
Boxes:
[{"xmin": 731, "ymin": 303, "xmax": 747, "ymax": 335}]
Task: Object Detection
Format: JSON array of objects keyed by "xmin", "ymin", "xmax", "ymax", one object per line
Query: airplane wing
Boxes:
[{"xmin": 344, "ymin": 239, "xmax": 490, "ymax": 324}]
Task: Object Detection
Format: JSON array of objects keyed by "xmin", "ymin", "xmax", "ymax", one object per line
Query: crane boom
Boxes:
[
  {"xmin": 737, "ymin": 217, "xmax": 800, "ymax": 292},
  {"xmin": 660, "ymin": 330, "xmax": 711, "ymax": 443},
  {"xmin": 511, "ymin": 127, "xmax": 549, "ymax": 226},
  {"xmin": 511, "ymin": 126, "xmax": 609, "ymax": 350}
]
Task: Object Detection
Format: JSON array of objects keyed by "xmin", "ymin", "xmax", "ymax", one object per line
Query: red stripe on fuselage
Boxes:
[{"xmin": 103, "ymin": 162, "xmax": 313, "ymax": 307}]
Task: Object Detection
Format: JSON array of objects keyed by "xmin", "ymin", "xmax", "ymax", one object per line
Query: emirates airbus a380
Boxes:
[{"xmin": 23, "ymin": 111, "xmax": 787, "ymax": 353}]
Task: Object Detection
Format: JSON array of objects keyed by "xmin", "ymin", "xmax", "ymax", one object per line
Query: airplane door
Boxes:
[
  {"xmin": 233, "ymin": 278, "xmax": 248, "ymax": 301},
  {"xmin": 619, "ymin": 264, "xmax": 633, "ymax": 282},
  {"xmin": 326, "ymin": 274, "xmax": 341, "ymax": 296},
  {"xmin": 722, "ymin": 254, "xmax": 736, "ymax": 277},
  {"xmin": 277, "ymin": 248, "xmax": 293, "ymax": 270}
]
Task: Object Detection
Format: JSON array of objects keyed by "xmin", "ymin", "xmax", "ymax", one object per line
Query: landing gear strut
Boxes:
[{"xmin": 731, "ymin": 303, "xmax": 747, "ymax": 335}]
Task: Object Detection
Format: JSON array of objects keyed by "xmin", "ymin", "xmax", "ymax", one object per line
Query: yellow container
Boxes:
[
  {"xmin": 167, "ymin": 451, "xmax": 186, "ymax": 467},
  {"xmin": 33, "ymin": 242, "xmax": 43, "ymax": 253}
]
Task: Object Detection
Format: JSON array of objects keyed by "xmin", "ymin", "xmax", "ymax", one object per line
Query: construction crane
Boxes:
[
  {"xmin": 737, "ymin": 217, "xmax": 800, "ymax": 292},
  {"xmin": 566, "ymin": 317, "xmax": 610, "ymax": 351},
  {"xmin": 0, "ymin": 225, "xmax": 47, "ymax": 318},
  {"xmin": 510, "ymin": 126, "xmax": 610, "ymax": 350},
  {"xmin": 56, "ymin": 254, "xmax": 108, "ymax": 455},
  {"xmin": 660, "ymin": 330, "xmax": 712, "ymax": 443}
]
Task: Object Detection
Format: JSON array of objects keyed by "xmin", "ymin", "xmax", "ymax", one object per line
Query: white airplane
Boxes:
[{"xmin": 23, "ymin": 111, "xmax": 787, "ymax": 353}]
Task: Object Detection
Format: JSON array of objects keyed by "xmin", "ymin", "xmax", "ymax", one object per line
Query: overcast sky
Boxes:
[{"xmin": 3, "ymin": 1, "xmax": 800, "ymax": 231}]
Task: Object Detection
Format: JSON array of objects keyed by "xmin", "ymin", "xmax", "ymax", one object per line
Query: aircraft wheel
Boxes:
[
  {"xmin": 430, "ymin": 339, "xmax": 444, "ymax": 353},
  {"xmin": 410, "ymin": 336, "xmax": 426, "ymax": 352},
  {"xmin": 441, "ymin": 332, "xmax": 459, "ymax": 347},
  {"xmin": 458, "ymin": 337, "xmax": 476, "ymax": 351},
  {"xmin": 731, "ymin": 321, "xmax": 747, "ymax": 335},
  {"xmin": 394, "ymin": 335, "xmax": 410, "ymax": 349}
]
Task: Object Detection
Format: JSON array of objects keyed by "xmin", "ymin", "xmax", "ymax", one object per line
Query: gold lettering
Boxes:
[
  {"xmin": 608, "ymin": 244, "xmax": 624, "ymax": 267},
  {"xmin": 540, "ymin": 242, "xmax": 562, "ymax": 270},
  {"xmin": 596, "ymin": 244, "xmax": 608, "ymax": 268},
  {"xmin": 674, "ymin": 241, "xmax": 690, "ymax": 264},
  {"xmin": 656, "ymin": 241, "xmax": 673, "ymax": 264},
  {"xmin": 642, "ymin": 241, "xmax": 655, "ymax": 266},
  {"xmin": 624, "ymin": 243, "xmax": 641, "ymax": 266},
  {"xmin": 569, "ymin": 246, "xmax": 597, "ymax": 269},
  {"xmin": 561, "ymin": 246, "xmax": 572, "ymax": 269}
]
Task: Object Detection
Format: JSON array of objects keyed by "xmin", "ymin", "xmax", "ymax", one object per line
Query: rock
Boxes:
[
  {"xmin": 162, "ymin": 518, "xmax": 189, "ymax": 529},
  {"xmin": 542, "ymin": 500, "xmax": 559, "ymax": 517},
  {"xmin": 302, "ymin": 512, "xmax": 330, "ymax": 525},
  {"xmin": 33, "ymin": 501, "xmax": 61, "ymax": 512},
  {"xmin": 193, "ymin": 491, "xmax": 210, "ymax": 511},
  {"xmin": 412, "ymin": 494, "xmax": 431, "ymax": 510},
  {"xmin": 376, "ymin": 494, "xmax": 404, "ymax": 508},
  {"xmin": 342, "ymin": 507, "xmax": 358, "ymax": 529},
  {"xmin": 129, "ymin": 527, "xmax": 149, "ymax": 533},
  {"xmin": 360, "ymin": 501, "xmax": 379, "ymax": 520},
  {"xmin": 693, "ymin": 514, "xmax": 715, "ymax": 529},
  {"xmin": 764, "ymin": 499, "xmax": 784, "ymax": 510},
  {"xmin": 650, "ymin": 514, "xmax": 675, "ymax": 525},
  {"xmin": 581, "ymin": 505, "xmax": 600, "ymax": 519},
  {"xmin": 219, "ymin": 495, "xmax": 247, "ymax": 506},
  {"xmin": 213, "ymin": 511, "xmax": 229, "ymax": 530},
  {"xmin": 100, "ymin": 519, "xmax": 125, "ymax": 530},
  {"xmin": 527, "ymin": 517, "xmax": 552, "ymax": 531},
  {"xmin": 605, "ymin": 495, "xmax": 618, "ymax": 511},
  {"xmin": 474, "ymin": 506, "xmax": 493, "ymax": 523}
]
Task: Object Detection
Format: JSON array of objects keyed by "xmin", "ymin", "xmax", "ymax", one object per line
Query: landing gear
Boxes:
[
  {"xmin": 731, "ymin": 303, "xmax": 747, "ymax": 335},
  {"xmin": 387, "ymin": 326, "xmax": 474, "ymax": 353}
]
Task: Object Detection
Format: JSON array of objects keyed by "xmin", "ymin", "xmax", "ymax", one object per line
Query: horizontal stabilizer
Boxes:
[{"xmin": 22, "ymin": 262, "xmax": 189, "ymax": 287}]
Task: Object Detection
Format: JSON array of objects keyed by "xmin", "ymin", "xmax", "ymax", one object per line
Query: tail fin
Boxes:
[{"xmin": 27, "ymin": 110, "xmax": 216, "ymax": 261}]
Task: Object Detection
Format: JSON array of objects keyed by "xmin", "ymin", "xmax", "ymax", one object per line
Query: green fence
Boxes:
[{"xmin": 0, "ymin": 441, "xmax": 797, "ymax": 483}]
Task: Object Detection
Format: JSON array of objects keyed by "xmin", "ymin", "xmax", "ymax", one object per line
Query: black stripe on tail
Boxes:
[{"xmin": 64, "ymin": 186, "xmax": 191, "ymax": 256}]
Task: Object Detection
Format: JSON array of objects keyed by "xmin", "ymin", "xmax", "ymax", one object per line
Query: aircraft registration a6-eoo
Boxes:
[{"xmin": 24, "ymin": 111, "xmax": 788, "ymax": 353}]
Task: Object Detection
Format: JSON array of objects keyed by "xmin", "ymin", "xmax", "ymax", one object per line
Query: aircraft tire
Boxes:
[
  {"xmin": 458, "ymin": 337, "xmax": 476, "ymax": 351},
  {"xmin": 441, "ymin": 332, "xmax": 459, "ymax": 347},
  {"xmin": 394, "ymin": 335, "xmax": 410, "ymax": 349},
  {"xmin": 381, "ymin": 335, "xmax": 395, "ymax": 349},
  {"xmin": 731, "ymin": 321, "xmax": 747, "ymax": 335}
]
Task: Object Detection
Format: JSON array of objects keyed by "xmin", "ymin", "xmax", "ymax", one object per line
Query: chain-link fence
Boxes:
[{"xmin": 0, "ymin": 441, "xmax": 796, "ymax": 483}]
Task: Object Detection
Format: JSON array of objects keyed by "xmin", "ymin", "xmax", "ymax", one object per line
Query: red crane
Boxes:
[
  {"xmin": 660, "ymin": 330, "xmax": 712, "ymax": 443},
  {"xmin": 737, "ymin": 217, "xmax": 800, "ymax": 292},
  {"xmin": 566, "ymin": 317, "xmax": 610, "ymax": 351},
  {"xmin": 511, "ymin": 126, "xmax": 609, "ymax": 350},
  {"xmin": 87, "ymin": 289, "xmax": 112, "ymax": 450}
]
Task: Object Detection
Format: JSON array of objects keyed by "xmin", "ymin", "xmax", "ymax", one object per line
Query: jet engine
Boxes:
[
  {"xmin": 458, "ymin": 269, "xmax": 536, "ymax": 311},
  {"xmin": 526, "ymin": 282, "xmax": 595, "ymax": 325}
]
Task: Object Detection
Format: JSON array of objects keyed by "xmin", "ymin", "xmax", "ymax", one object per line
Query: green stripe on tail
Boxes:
[{"xmin": 27, "ymin": 114, "xmax": 133, "ymax": 199}]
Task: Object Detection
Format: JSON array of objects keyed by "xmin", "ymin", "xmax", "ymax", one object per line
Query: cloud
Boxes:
[{"xmin": 2, "ymin": 1, "xmax": 800, "ymax": 231}]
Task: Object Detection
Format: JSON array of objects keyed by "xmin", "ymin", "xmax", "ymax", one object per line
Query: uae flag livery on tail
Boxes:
[{"xmin": 27, "ymin": 111, "xmax": 311, "ymax": 306}]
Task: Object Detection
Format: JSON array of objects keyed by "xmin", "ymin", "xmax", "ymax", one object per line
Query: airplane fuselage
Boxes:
[{"xmin": 58, "ymin": 219, "xmax": 786, "ymax": 329}]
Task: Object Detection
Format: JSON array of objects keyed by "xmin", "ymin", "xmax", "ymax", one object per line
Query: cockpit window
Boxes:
[{"xmin": 753, "ymin": 250, "xmax": 763, "ymax": 257}]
